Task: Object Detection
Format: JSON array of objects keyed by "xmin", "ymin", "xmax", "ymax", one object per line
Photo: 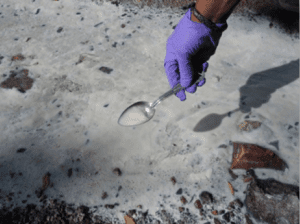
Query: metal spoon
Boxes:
[{"xmin": 118, "ymin": 71, "xmax": 206, "ymax": 127}]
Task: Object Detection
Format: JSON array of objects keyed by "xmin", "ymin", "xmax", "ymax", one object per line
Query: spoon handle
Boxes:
[{"xmin": 151, "ymin": 71, "xmax": 206, "ymax": 108}]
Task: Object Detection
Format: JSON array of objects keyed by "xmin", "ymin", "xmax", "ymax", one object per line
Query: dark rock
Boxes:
[
  {"xmin": 99, "ymin": 66, "xmax": 113, "ymax": 74},
  {"xmin": 199, "ymin": 191, "xmax": 214, "ymax": 205},
  {"xmin": 222, "ymin": 212, "xmax": 231, "ymax": 222},
  {"xmin": 9, "ymin": 171, "xmax": 15, "ymax": 178},
  {"xmin": 218, "ymin": 210, "xmax": 225, "ymax": 215},
  {"xmin": 94, "ymin": 22, "xmax": 103, "ymax": 27},
  {"xmin": 57, "ymin": 27, "xmax": 63, "ymax": 33},
  {"xmin": 218, "ymin": 144, "xmax": 227, "ymax": 148},
  {"xmin": 67, "ymin": 168, "xmax": 72, "ymax": 177},
  {"xmin": 113, "ymin": 167, "xmax": 122, "ymax": 176},
  {"xmin": 228, "ymin": 169, "xmax": 238, "ymax": 180},
  {"xmin": 176, "ymin": 188, "xmax": 182, "ymax": 195},
  {"xmin": 269, "ymin": 140, "xmax": 279, "ymax": 150},
  {"xmin": 245, "ymin": 177, "xmax": 299, "ymax": 224},
  {"xmin": 17, "ymin": 148, "xmax": 26, "ymax": 153}
]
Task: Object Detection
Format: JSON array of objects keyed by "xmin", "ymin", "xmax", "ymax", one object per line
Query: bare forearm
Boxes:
[{"xmin": 191, "ymin": 0, "xmax": 241, "ymax": 23}]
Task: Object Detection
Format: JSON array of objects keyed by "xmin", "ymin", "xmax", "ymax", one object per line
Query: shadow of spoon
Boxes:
[{"xmin": 193, "ymin": 108, "xmax": 240, "ymax": 132}]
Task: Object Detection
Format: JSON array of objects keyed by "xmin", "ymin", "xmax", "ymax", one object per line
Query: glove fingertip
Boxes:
[
  {"xmin": 197, "ymin": 78, "xmax": 206, "ymax": 86},
  {"xmin": 176, "ymin": 90, "xmax": 186, "ymax": 101}
]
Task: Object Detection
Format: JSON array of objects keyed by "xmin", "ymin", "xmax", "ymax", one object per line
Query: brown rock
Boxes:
[
  {"xmin": 178, "ymin": 207, "xmax": 185, "ymax": 213},
  {"xmin": 11, "ymin": 54, "xmax": 25, "ymax": 61},
  {"xmin": 194, "ymin": 199, "xmax": 203, "ymax": 209},
  {"xmin": 231, "ymin": 142, "xmax": 286, "ymax": 170},
  {"xmin": 243, "ymin": 177, "xmax": 253, "ymax": 183},
  {"xmin": 1, "ymin": 69, "xmax": 34, "ymax": 93},
  {"xmin": 180, "ymin": 196, "xmax": 187, "ymax": 205},
  {"xmin": 124, "ymin": 215, "xmax": 136, "ymax": 224},
  {"xmin": 228, "ymin": 182, "xmax": 235, "ymax": 195},
  {"xmin": 42, "ymin": 172, "xmax": 51, "ymax": 191},
  {"xmin": 212, "ymin": 210, "xmax": 218, "ymax": 215},
  {"xmin": 170, "ymin": 176, "xmax": 176, "ymax": 185},
  {"xmin": 113, "ymin": 168, "xmax": 122, "ymax": 176},
  {"xmin": 214, "ymin": 218, "xmax": 222, "ymax": 224},
  {"xmin": 245, "ymin": 176, "xmax": 299, "ymax": 224},
  {"xmin": 239, "ymin": 120, "xmax": 261, "ymax": 131}
]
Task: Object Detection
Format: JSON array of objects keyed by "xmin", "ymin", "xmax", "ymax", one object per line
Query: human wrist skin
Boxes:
[{"xmin": 192, "ymin": 0, "xmax": 241, "ymax": 24}]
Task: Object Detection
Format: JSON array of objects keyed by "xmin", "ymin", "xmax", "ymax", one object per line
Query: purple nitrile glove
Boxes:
[{"xmin": 164, "ymin": 8, "xmax": 228, "ymax": 101}]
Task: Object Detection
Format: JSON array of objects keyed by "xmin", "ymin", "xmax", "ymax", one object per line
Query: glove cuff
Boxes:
[{"xmin": 190, "ymin": 7, "xmax": 228, "ymax": 33}]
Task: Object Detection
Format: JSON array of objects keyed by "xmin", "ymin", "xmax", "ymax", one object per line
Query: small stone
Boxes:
[
  {"xmin": 170, "ymin": 176, "xmax": 176, "ymax": 185},
  {"xmin": 180, "ymin": 196, "xmax": 187, "ymax": 205},
  {"xmin": 199, "ymin": 191, "xmax": 214, "ymax": 204},
  {"xmin": 212, "ymin": 210, "xmax": 218, "ymax": 215},
  {"xmin": 176, "ymin": 188, "xmax": 182, "ymax": 195},
  {"xmin": 137, "ymin": 205, "xmax": 142, "ymax": 209},
  {"xmin": 128, "ymin": 209, "xmax": 136, "ymax": 217},
  {"xmin": 113, "ymin": 168, "xmax": 122, "ymax": 176},
  {"xmin": 178, "ymin": 207, "xmax": 185, "ymax": 212},
  {"xmin": 228, "ymin": 169, "xmax": 238, "ymax": 180},
  {"xmin": 228, "ymin": 201, "xmax": 236, "ymax": 209},
  {"xmin": 102, "ymin": 192, "xmax": 108, "ymax": 199},
  {"xmin": 17, "ymin": 148, "xmax": 26, "ymax": 153},
  {"xmin": 11, "ymin": 54, "xmax": 25, "ymax": 61},
  {"xmin": 42, "ymin": 172, "xmax": 51, "ymax": 190},
  {"xmin": 99, "ymin": 66, "xmax": 113, "ymax": 74},
  {"xmin": 214, "ymin": 218, "xmax": 222, "ymax": 224},
  {"xmin": 218, "ymin": 210, "xmax": 225, "ymax": 215},
  {"xmin": 194, "ymin": 199, "xmax": 203, "ymax": 209},
  {"xmin": 57, "ymin": 27, "xmax": 63, "ymax": 33},
  {"xmin": 67, "ymin": 168, "xmax": 72, "ymax": 178},
  {"xmin": 228, "ymin": 182, "xmax": 235, "ymax": 195},
  {"xmin": 222, "ymin": 212, "xmax": 231, "ymax": 222},
  {"xmin": 233, "ymin": 198, "xmax": 243, "ymax": 208}
]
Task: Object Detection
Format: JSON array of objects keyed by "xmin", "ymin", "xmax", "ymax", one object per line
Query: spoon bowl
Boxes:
[
  {"xmin": 118, "ymin": 71, "xmax": 205, "ymax": 127},
  {"xmin": 118, "ymin": 101, "xmax": 155, "ymax": 126}
]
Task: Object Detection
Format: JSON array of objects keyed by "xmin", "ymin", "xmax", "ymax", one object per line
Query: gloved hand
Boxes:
[{"xmin": 164, "ymin": 8, "xmax": 228, "ymax": 101}]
